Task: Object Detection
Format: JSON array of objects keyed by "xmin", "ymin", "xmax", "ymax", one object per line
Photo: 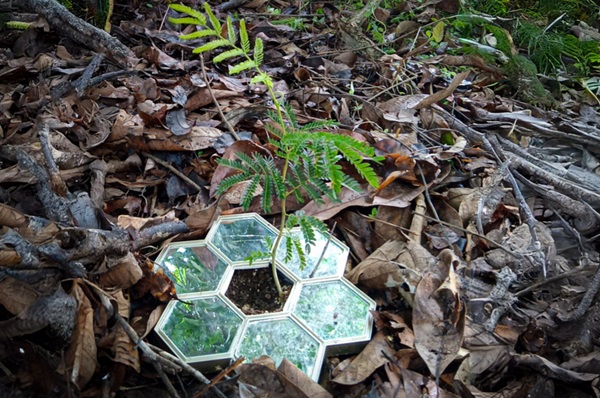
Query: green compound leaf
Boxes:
[
  {"xmin": 204, "ymin": 2, "xmax": 222, "ymax": 32},
  {"xmin": 242, "ymin": 174, "xmax": 261, "ymax": 210},
  {"xmin": 291, "ymin": 235, "xmax": 307, "ymax": 271},
  {"xmin": 192, "ymin": 39, "xmax": 230, "ymax": 54},
  {"xmin": 226, "ymin": 17, "xmax": 236, "ymax": 44},
  {"xmin": 214, "ymin": 172, "xmax": 251, "ymax": 196},
  {"xmin": 169, "ymin": 17, "xmax": 205, "ymax": 26},
  {"xmin": 284, "ymin": 234, "xmax": 294, "ymax": 263},
  {"xmin": 169, "ymin": 4, "xmax": 207, "ymax": 26},
  {"xmin": 240, "ymin": 19, "xmax": 250, "ymax": 53},
  {"xmin": 262, "ymin": 173, "xmax": 273, "ymax": 213},
  {"xmin": 230, "ymin": 59, "xmax": 257, "ymax": 74},
  {"xmin": 213, "ymin": 48, "xmax": 245, "ymax": 63},
  {"xmin": 253, "ymin": 37, "xmax": 264, "ymax": 66},
  {"xmin": 179, "ymin": 29, "xmax": 218, "ymax": 40}
]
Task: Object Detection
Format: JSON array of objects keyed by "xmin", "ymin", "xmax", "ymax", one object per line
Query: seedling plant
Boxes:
[{"xmin": 169, "ymin": 3, "xmax": 382, "ymax": 300}]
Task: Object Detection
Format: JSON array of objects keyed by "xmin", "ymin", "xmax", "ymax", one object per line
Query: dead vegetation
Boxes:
[{"xmin": 0, "ymin": 0, "xmax": 600, "ymax": 397}]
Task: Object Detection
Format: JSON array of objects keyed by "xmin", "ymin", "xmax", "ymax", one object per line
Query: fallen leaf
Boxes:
[
  {"xmin": 333, "ymin": 331, "xmax": 396, "ymax": 385},
  {"xmin": 413, "ymin": 249, "xmax": 465, "ymax": 380},
  {"xmin": 65, "ymin": 281, "xmax": 97, "ymax": 389}
]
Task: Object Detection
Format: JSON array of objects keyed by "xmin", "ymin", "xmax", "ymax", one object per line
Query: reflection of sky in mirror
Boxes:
[
  {"xmin": 211, "ymin": 218, "xmax": 277, "ymax": 262},
  {"xmin": 277, "ymin": 230, "xmax": 346, "ymax": 279},
  {"xmin": 163, "ymin": 297, "xmax": 242, "ymax": 356},
  {"xmin": 295, "ymin": 282, "xmax": 370, "ymax": 341},
  {"xmin": 238, "ymin": 318, "xmax": 320, "ymax": 375}
]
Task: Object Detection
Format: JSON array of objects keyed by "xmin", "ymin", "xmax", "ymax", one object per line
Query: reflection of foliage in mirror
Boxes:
[
  {"xmin": 163, "ymin": 299, "xmax": 242, "ymax": 356},
  {"xmin": 295, "ymin": 282, "xmax": 370, "ymax": 340},
  {"xmin": 211, "ymin": 219, "xmax": 277, "ymax": 263},
  {"xmin": 238, "ymin": 319, "xmax": 320, "ymax": 374},
  {"xmin": 161, "ymin": 246, "xmax": 228, "ymax": 293},
  {"xmin": 276, "ymin": 229, "xmax": 344, "ymax": 279}
]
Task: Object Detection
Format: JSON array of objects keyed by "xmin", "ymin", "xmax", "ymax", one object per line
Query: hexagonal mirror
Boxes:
[
  {"xmin": 157, "ymin": 296, "xmax": 243, "ymax": 360},
  {"xmin": 236, "ymin": 316, "xmax": 324, "ymax": 380},
  {"xmin": 157, "ymin": 242, "xmax": 229, "ymax": 294},
  {"xmin": 293, "ymin": 280, "xmax": 374, "ymax": 343},
  {"xmin": 207, "ymin": 214, "xmax": 278, "ymax": 264},
  {"xmin": 276, "ymin": 228, "xmax": 348, "ymax": 280}
]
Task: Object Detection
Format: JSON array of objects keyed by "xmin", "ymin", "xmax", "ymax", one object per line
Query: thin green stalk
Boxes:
[{"xmin": 270, "ymin": 156, "xmax": 291, "ymax": 300}]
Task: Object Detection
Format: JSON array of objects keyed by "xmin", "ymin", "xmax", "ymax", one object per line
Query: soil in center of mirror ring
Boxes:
[{"xmin": 225, "ymin": 267, "xmax": 293, "ymax": 315}]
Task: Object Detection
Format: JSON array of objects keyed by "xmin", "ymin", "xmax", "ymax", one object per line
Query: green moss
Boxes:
[
  {"xmin": 504, "ymin": 55, "xmax": 555, "ymax": 107},
  {"xmin": 485, "ymin": 24, "xmax": 514, "ymax": 56}
]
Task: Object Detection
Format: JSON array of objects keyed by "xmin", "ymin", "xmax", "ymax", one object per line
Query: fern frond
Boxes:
[
  {"xmin": 192, "ymin": 39, "xmax": 231, "ymax": 53},
  {"xmin": 300, "ymin": 119, "xmax": 338, "ymax": 132},
  {"xmin": 230, "ymin": 59, "xmax": 257, "ymax": 74},
  {"xmin": 298, "ymin": 216, "xmax": 317, "ymax": 249},
  {"xmin": 261, "ymin": 156, "xmax": 286, "ymax": 199},
  {"xmin": 213, "ymin": 48, "xmax": 245, "ymax": 63},
  {"xmin": 169, "ymin": 17, "xmax": 206, "ymax": 26},
  {"xmin": 253, "ymin": 37, "xmax": 264, "ymax": 66},
  {"xmin": 326, "ymin": 134, "xmax": 381, "ymax": 188},
  {"xmin": 241, "ymin": 174, "xmax": 261, "ymax": 210},
  {"xmin": 284, "ymin": 233, "xmax": 294, "ymax": 263},
  {"xmin": 226, "ymin": 17, "xmax": 236, "ymax": 44},
  {"xmin": 283, "ymin": 103, "xmax": 298, "ymax": 128},
  {"xmin": 342, "ymin": 174, "xmax": 362, "ymax": 192},
  {"xmin": 262, "ymin": 173, "xmax": 273, "ymax": 213},
  {"xmin": 291, "ymin": 235, "xmax": 307, "ymax": 270},
  {"xmin": 215, "ymin": 172, "xmax": 251, "ymax": 195},
  {"xmin": 169, "ymin": 4, "xmax": 206, "ymax": 25},
  {"xmin": 303, "ymin": 172, "xmax": 329, "ymax": 202},
  {"xmin": 215, "ymin": 157, "xmax": 249, "ymax": 172},
  {"xmin": 239, "ymin": 19, "xmax": 250, "ymax": 53},
  {"xmin": 204, "ymin": 2, "xmax": 222, "ymax": 32},
  {"xmin": 180, "ymin": 29, "xmax": 218, "ymax": 40}
]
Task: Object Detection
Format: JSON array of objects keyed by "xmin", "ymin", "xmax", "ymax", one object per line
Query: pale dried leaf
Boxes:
[
  {"xmin": 66, "ymin": 282, "xmax": 97, "ymax": 389},
  {"xmin": 413, "ymin": 250, "xmax": 465, "ymax": 380},
  {"xmin": 333, "ymin": 331, "xmax": 396, "ymax": 385}
]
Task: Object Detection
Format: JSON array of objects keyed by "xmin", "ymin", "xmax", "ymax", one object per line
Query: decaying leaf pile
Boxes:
[{"xmin": 1, "ymin": 0, "xmax": 600, "ymax": 397}]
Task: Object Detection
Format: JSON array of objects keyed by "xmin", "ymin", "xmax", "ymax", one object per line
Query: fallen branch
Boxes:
[{"xmin": 20, "ymin": 0, "xmax": 134, "ymax": 65}]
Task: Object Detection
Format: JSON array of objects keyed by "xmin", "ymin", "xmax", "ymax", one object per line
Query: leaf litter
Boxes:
[{"xmin": 0, "ymin": 0, "xmax": 600, "ymax": 397}]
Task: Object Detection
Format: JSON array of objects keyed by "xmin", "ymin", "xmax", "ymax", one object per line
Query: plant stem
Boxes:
[{"xmin": 270, "ymin": 156, "xmax": 290, "ymax": 301}]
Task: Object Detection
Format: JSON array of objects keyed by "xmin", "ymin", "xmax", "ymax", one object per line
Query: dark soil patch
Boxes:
[{"xmin": 225, "ymin": 267, "xmax": 293, "ymax": 315}]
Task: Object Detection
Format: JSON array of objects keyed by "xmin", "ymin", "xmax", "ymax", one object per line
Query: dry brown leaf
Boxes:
[
  {"xmin": 98, "ymin": 252, "xmax": 143, "ymax": 290},
  {"xmin": 0, "ymin": 277, "xmax": 40, "ymax": 314},
  {"xmin": 65, "ymin": 281, "xmax": 97, "ymax": 389},
  {"xmin": 346, "ymin": 240, "xmax": 435, "ymax": 297},
  {"xmin": 413, "ymin": 249, "xmax": 465, "ymax": 380},
  {"xmin": 236, "ymin": 363, "xmax": 309, "ymax": 398},
  {"xmin": 333, "ymin": 331, "xmax": 396, "ymax": 385},
  {"xmin": 278, "ymin": 359, "xmax": 333, "ymax": 398},
  {"xmin": 110, "ymin": 290, "xmax": 140, "ymax": 372},
  {"xmin": 112, "ymin": 326, "xmax": 141, "ymax": 372}
]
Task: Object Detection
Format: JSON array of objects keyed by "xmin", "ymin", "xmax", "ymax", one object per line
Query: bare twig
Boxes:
[
  {"xmin": 142, "ymin": 151, "xmax": 204, "ymax": 193},
  {"xmin": 199, "ymin": 55, "xmax": 240, "ymax": 140}
]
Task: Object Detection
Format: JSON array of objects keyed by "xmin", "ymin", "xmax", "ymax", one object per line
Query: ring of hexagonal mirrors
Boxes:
[{"xmin": 155, "ymin": 213, "xmax": 375, "ymax": 381}]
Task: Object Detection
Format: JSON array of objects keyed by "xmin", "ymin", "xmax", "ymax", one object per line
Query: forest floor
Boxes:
[{"xmin": 1, "ymin": 0, "xmax": 600, "ymax": 397}]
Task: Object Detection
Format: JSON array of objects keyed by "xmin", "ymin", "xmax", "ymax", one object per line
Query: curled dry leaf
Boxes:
[
  {"xmin": 98, "ymin": 252, "xmax": 143, "ymax": 290},
  {"xmin": 333, "ymin": 331, "xmax": 396, "ymax": 385},
  {"xmin": 65, "ymin": 280, "xmax": 97, "ymax": 389},
  {"xmin": 278, "ymin": 359, "xmax": 332, "ymax": 398},
  {"xmin": 110, "ymin": 290, "xmax": 140, "ymax": 372},
  {"xmin": 413, "ymin": 249, "xmax": 465, "ymax": 381}
]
